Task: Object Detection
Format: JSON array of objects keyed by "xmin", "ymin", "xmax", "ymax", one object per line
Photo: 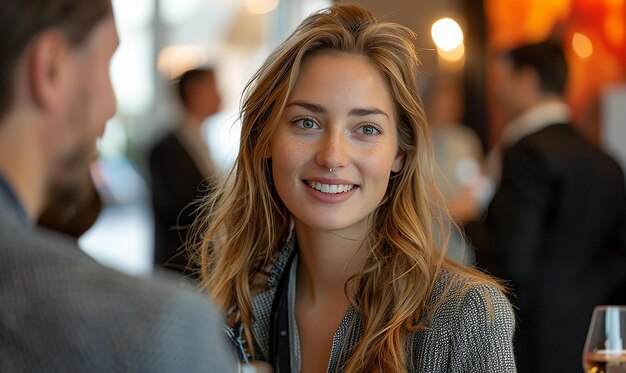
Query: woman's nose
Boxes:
[{"xmin": 315, "ymin": 130, "xmax": 348, "ymax": 171}]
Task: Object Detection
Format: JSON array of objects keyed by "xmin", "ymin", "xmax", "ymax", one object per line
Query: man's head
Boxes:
[
  {"xmin": 176, "ymin": 68, "xmax": 221, "ymax": 122},
  {"xmin": 0, "ymin": 0, "xmax": 118, "ymax": 218},
  {"xmin": 493, "ymin": 41, "xmax": 568, "ymax": 120}
]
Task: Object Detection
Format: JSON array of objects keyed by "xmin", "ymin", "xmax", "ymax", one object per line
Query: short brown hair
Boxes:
[
  {"xmin": 0, "ymin": 0, "xmax": 113, "ymax": 117},
  {"xmin": 175, "ymin": 68, "xmax": 215, "ymax": 109},
  {"xmin": 504, "ymin": 41, "xmax": 568, "ymax": 95}
]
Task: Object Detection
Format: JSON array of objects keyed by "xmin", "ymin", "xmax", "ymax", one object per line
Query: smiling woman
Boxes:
[
  {"xmin": 270, "ymin": 51, "xmax": 404, "ymax": 235},
  {"xmin": 191, "ymin": 3, "xmax": 516, "ymax": 372}
]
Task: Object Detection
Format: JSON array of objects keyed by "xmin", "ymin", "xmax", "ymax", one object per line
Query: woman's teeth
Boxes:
[{"xmin": 307, "ymin": 181, "xmax": 354, "ymax": 194}]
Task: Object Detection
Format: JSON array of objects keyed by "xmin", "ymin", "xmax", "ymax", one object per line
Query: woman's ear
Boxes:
[{"xmin": 391, "ymin": 148, "xmax": 405, "ymax": 173}]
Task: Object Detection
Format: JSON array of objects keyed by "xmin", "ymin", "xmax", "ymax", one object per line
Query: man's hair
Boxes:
[
  {"xmin": 175, "ymin": 68, "xmax": 215, "ymax": 109},
  {"xmin": 505, "ymin": 40, "xmax": 568, "ymax": 95},
  {"xmin": 0, "ymin": 0, "xmax": 113, "ymax": 117}
]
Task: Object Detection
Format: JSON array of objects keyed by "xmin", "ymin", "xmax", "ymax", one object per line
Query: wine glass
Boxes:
[{"xmin": 583, "ymin": 306, "xmax": 626, "ymax": 373}]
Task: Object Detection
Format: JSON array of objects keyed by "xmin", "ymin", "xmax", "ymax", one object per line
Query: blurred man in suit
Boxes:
[
  {"xmin": 149, "ymin": 68, "xmax": 221, "ymax": 278},
  {"xmin": 0, "ymin": 1, "xmax": 235, "ymax": 371},
  {"xmin": 465, "ymin": 41, "xmax": 626, "ymax": 372}
]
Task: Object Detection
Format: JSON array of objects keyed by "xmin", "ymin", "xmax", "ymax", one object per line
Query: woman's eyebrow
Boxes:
[
  {"xmin": 348, "ymin": 107, "xmax": 389, "ymax": 118},
  {"xmin": 286, "ymin": 100, "xmax": 389, "ymax": 118},
  {"xmin": 286, "ymin": 100, "xmax": 326, "ymax": 114}
]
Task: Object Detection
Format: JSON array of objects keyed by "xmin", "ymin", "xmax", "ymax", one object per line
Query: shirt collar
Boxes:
[
  {"xmin": 0, "ymin": 173, "xmax": 30, "ymax": 225},
  {"xmin": 501, "ymin": 100, "xmax": 571, "ymax": 147}
]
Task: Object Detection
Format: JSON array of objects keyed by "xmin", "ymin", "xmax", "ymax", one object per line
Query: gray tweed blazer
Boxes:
[
  {"xmin": 0, "ymin": 181, "xmax": 236, "ymax": 372},
  {"xmin": 226, "ymin": 235, "xmax": 517, "ymax": 372}
]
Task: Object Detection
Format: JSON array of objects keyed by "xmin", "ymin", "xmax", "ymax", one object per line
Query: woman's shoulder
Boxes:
[
  {"xmin": 428, "ymin": 269, "xmax": 514, "ymax": 326},
  {"xmin": 407, "ymin": 269, "xmax": 516, "ymax": 371}
]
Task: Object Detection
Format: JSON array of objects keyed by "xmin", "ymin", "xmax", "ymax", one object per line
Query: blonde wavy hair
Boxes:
[{"xmin": 192, "ymin": 3, "xmax": 502, "ymax": 372}]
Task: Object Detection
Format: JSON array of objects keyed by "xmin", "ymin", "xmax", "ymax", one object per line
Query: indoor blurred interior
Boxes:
[{"xmin": 79, "ymin": 0, "xmax": 626, "ymax": 275}]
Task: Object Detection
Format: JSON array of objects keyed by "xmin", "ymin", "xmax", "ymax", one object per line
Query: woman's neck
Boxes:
[{"xmin": 294, "ymin": 221, "xmax": 369, "ymax": 305}]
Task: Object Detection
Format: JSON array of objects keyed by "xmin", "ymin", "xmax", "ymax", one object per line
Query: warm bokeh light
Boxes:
[
  {"xmin": 157, "ymin": 45, "xmax": 208, "ymax": 78},
  {"xmin": 244, "ymin": 0, "xmax": 279, "ymax": 15},
  {"xmin": 572, "ymin": 32, "xmax": 594, "ymax": 59},
  {"xmin": 438, "ymin": 43, "xmax": 465, "ymax": 62},
  {"xmin": 486, "ymin": 0, "xmax": 626, "ymax": 145},
  {"xmin": 486, "ymin": 0, "xmax": 571, "ymax": 49},
  {"xmin": 604, "ymin": 4, "xmax": 625, "ymax": 48},
  {"xmin": 431, "ymin": 18, "xmax": 464, "ymax": 52}
]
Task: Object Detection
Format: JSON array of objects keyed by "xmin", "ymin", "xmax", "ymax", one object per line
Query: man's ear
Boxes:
[
  {"xmin": 391, "ymin": 148, "xmax": 405, "ymax": 173},
  {"xmin": 27, "ymin": 30, "xmax": 71, "ymax": 112}
]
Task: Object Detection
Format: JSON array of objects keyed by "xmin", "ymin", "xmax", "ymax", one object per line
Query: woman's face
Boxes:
[{"xmin": 268, "ymin": 51, "xmax": 404, "ymax": 236}]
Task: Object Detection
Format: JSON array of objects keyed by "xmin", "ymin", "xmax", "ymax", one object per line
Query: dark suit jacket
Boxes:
[
  {"xmin": 466, "ymin": 123, "xmax": 626, "ymax": 373},
  {"xmin": 148, "ymin": 131, "xmax": 214, "ymax": 277},
  {"xmin": 0, "ymin": 179, "xmax": 235, "ymax": 372}
]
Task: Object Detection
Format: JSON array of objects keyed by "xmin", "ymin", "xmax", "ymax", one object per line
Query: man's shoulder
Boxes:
[
  {"xmin": 515, "ymin": 123, "xmax": 624, "ymax": 177},
  {"xmin": 0, "ymin": 224, "xmax": 234, "ymax": 371},
  {"xmin": 512, "ymin": 122, "xmax": 572, "ymax": 151},
  {"xmin": 516, "ymin": 122, "xmax": 600, "ymax": 157},
  {"xmin": 2, "ymin": 223, "xmax": 205, "ymax": 310},
  {"xmin": 148, "ymin": 130, "xmax": 196, "ymax": 171},
  {"xmin": 150, "ymin": 129, "xmax": 174, "ymax": 149}
]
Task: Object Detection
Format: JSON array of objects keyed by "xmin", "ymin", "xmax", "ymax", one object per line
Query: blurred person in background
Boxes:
[
  {"xmin": 149, "ymin": 67, "xmax": 221, "ymax": 279},
  {"xmin": 0, "ymin": 1, "xmax": 235, "ymax": 371},
  {"xmin": 465, "ymin": 40, "xmax": 626, "ymax": 373},
  {"xmin": 194, "ymin": 4, "xmax": 516, "ymax": 372},
  {"xmin": 425, "ymin": 76, "xmax": 491, "ymax": 265}
]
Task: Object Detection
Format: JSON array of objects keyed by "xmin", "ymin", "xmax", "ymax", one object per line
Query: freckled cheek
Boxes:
[
  {"xmin": 357, "ymin": 153, "xmax": 395, "ymax": 190},
  {"xmin": 270, "ymin": 139, "xmax": 307, "ymax": 184},
  {"xmin": 360, "ymin": 147, "xmax": 396, "ymax": 173}
]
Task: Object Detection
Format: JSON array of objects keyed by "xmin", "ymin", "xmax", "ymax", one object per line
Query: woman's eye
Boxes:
[
  {"xmin": 292, "ymin": 117, "xmax": 319, "ymax": 129},
  {"xmin": 357, "ymin": 124, "xmax": 381, "ymax": 136}
]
